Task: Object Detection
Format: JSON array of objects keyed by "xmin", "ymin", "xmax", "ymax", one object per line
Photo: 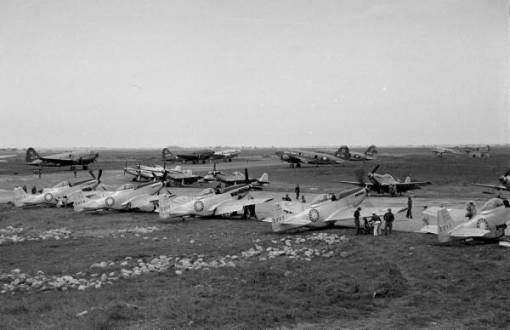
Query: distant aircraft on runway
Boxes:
[
  {"xmin": 162, "ymin": 148, "xmax": 215, "ymax": 164},
  {"xmin": 25, "ymin": 147, "xmax": 99, "ymax": 170},
  {"xmin": 275, "ymin": 149, "xmax": 345, "ymax": 167},
  {"xmin": 203, "ymin": 163, "xmax": 269, "ymax": 189},
  {"xmin": 211, "ymin": 149, "xmax": 241, "ymax": 162},
  {"xmin": 326, "ymin": 145, "xmax": 377, "ymax": 162},
  {"xmin": 341, "ymin": 165, "xmax": 431, "ymax": 197},
  {"xmin": 471, "ymin": 170, "xmax": 510, "ymax": 193},
  {"xmin": 431, "ymin": 146, "xmax": 462, "ymax": 156},
  {"xmin": 419, "ymin": 198, "xmax": 510, "ymax": 243},
  {"xmin": 123, "ymin": 162, "xmax": 203, "ymax": 186}
]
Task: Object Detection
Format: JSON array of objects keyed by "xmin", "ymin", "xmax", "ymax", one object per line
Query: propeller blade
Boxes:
[
  {"xmin": 97, "ymin": 169, "xmax": 103, "ymax": 182},
  {"xmin": 89, "ymin": 170, "xmax": 96, "ymax": 179},
  {"xmin": 244, "ymin": 168, "xmax": 250, "ymax": 185},
  {"xmin": 124, "ymin": 162, "xmax": 127, "ymax": 176},
  {"xmin": 354, "ymin": 167, "xmax": 366, "ymax": 185},
  {"xmin": 504, "ymin": 169, "xmax": 510, "ymax": 177},
  {"xmin": 371, "ymin": 165, "xmax": 380, "ymax": 174}
]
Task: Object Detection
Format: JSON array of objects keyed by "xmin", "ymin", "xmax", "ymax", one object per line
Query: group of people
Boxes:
[
  {"xmin": 354, "ymin": 207, "xmax": 395, "ymax": 236},
  {"xmin": 32, "ymin": 169, "xmax": 42, "ymax": 178}
]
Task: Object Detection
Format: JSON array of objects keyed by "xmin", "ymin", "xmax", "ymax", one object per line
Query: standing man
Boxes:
[
  {"xmin": 384, "ymin": 208, "xmax": 395, "ymax": 235},
  {"xmin": 354, "ymin": 207, "xmax": 362, "ymax": 235},
  {"xmin": 295, "ymin": 184, "xmax": 300, "ymax": 200},
  {"xmin": 372, "ymin": 212, "xmax": 382, "ymax": 236},
  {"xmin": 406, "ymin": 196, "xmax": 413, "ymax": 219},
  {"xmin": 38, "ymin": 169, "xmax": 42, "ymax": 179},
  {"xmin": 73, "ymin": 168, "xmax": 77, "ymax": 178}
]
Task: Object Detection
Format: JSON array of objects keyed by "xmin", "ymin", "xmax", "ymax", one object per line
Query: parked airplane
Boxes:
[
  {"xmin": 73, "ymin": 172, "xmax": 168, "ymax": 212},
  {"xmin": 13, "ymin": 170, "xmax": 103, "ymax": 207},
  {"xmin": 123, "ymin": 162, "xmax": 203, "ymax": 186},
  {"xmin": 203, "ymin": 163, "xmax": 269, "ymax": 189},
  {"xmin": 161, "ymin": 148, "xmax": 215, "ymax": 164},
  {"xmin": 341, "ymin": 165, "xmax": 431, "ymax": 197},
  {"xmin": 158, "ymin": 169, "xmax": 274, "ymax": 219},
  {"xmin": 420, "ymin": 198, "xmax": 510, "ymax": 242},
  {"xmin": 462, "ymin": 145, "xmax": 491, "ymax": 158},
  {"xmin": 275, "ymin": 150, "xmax": 345, "ymax": 167},
  {"xmin": 471, "ymin": 170, "xmax": 510, "ymax": 193},
  {"xmin": 25, "ymin": 147, "xmax": 99, "ymax": 170},
  {"xmin": 263, "ymin": 187, "xmax": 406, "ymax": 233},
  {"xmin": 431, "ymin": 146, "xmax": 462, "ymax": 156},
  {"xmin": 211, "ymin": 149, "xmax": 241, "ymax": 162},
  {"xmin": 330, "ymin": 145, "xmax": 377, "ymax": 161}
]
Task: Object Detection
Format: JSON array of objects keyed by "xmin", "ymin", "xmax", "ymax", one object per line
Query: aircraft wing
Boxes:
[
  {"xmin": 213, "ymin": 197, "xmax": 274, "ymax": 215},
  {"xmin": 340, "ymin": 181, "xmax": 373, "ymax": 187},
  {"xmin": 418, "ymin": 225, "xmax": 438, "ymax": 234},
  {"xmin": 40, "ymin": 157, "xmax": 77, "ymax": 165},
  {"xmin": 328, "ymin": 206, "xmax": 407, "ymax": 222},
  {"xmin": 395, "ymin": 181, "xmax": 431, "ymax": 186},
  {"xmin": 121, "ymin": 194, "xmax": 154, "ymax": 208},
  {"xmin": 451, "ymin": 228, "xmax": 490, "ymax": 238},
  {"xmin": 471, "ymin": 183, "xmax": 509, "ymax": 191}
]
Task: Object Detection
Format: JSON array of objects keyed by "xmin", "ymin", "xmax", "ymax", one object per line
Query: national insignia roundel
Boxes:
[
  {"xmin": 476, "ymin": 218, "xmax": 489, "ymax": 230},
  {"xmin": 194, "ymin": 200, "xmax": 204, "ymax": 212},
  {"xmin": 44, "ymin": 193, "xmax": 53, "ymax": 202},
  {"xmin": 105, "ymin": 197, "xmax": 115, "ymax": 207},
  {"xmin": 309, "ymin": 208, "xmax": 320, "ymax": 222}
]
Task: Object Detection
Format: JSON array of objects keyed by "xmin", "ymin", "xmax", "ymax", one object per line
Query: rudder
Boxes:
[
  {"xmin": 365, "ymin": 145, "xmax": 377, "ymax": 157},
  {"xmin": 26, "ymin": 147, "xmax": 40, "ymax": 163},
  {"xmin": 335, "ymin": 145, "xmax": 350, "ymax": 160},
  {"xmin": 162, "ymin": 148, "xmax": 172, "ymax": 161},
  {"xmin": 13, "ymin": 187, "xmax": 28, "ymax": 207},
  {"xmin": 437, "ymin": 208, "xmax": 455, "ymax": 243}
]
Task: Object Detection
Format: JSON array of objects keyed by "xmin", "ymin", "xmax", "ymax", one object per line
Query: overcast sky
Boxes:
[{"xmin": 1, "ymin": 0, "xmax": 508, "ymax": 148}]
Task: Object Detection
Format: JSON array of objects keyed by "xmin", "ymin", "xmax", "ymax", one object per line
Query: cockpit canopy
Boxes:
[
  {"xmin": 479, "ymin": 198, "xmax": 505, "ymax": 212},
  {"xmin": 197, "ymin": 188, "xmax": 215, "ymax": 197},
  {"xmin": 116, "ymin": 183, "xmax": 135, "ymax": 191},
  {"xmin": 53, "ymin": 181, "xmax": 70, "ymax": 188},
  {"xmin": 310, "ymin": 194, "xmax": 330, "ymax": 205}
]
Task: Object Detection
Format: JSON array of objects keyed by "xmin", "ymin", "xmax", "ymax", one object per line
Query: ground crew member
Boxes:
[
  {"xmin": 372, "ymin": 213, "xmax": 382, "ymax": 236},
  {"xmin": 354, "ymin": 207, "xmax": 362, "ymax": 235},
  {"xmin": 406, "ymin": 196, "xmax": 413, "ymax": 219},
  {"xmin": 301, "ymin": 196, "xmax": 306, "ymax": 203},
  {"xmin": 384, "ymin": 208, "xmax": 395, "ymax": 235},
  {"xmin": 465, "ymin": 201, "xmax": 477, "ymax": 219},
  {"xmin": 295, "ymin": 184, "xmax": 300, "ymax": 200}
]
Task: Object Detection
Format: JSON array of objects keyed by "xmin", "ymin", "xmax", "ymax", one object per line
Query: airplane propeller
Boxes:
[
  {"xmin": 123, "ymin": 162, "xmax": 128, "ymax": 176},
  {"xmin": 89, "ymin": 170, "xmax": 96, "ymax": 179},
  {"xmin": 354, "ymin": 167, "xmax": 367, "ymax": 186}
]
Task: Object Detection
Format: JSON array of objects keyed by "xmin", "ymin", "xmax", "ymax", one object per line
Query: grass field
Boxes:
[{"xmin": 0, "ymin": 147, "xmax": 509, "ymax": 329}]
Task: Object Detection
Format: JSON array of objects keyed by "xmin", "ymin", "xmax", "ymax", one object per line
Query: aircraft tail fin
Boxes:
[
  {"xmin": 162, "ymin": 148, "xmax": 172, "ymax": 161},
  {"xmin": 26, "ymin": 147, "xmax": 40, "ymax": 163},
  {"xmin": 335, "ymin": 145, "xmax": 350, "ymax": 160},
  {"xmin": 365, "ymin": 145, "xmax": 377, "ymax": 157},
  {"xmin": 158, "ymin": 193, "xmax": 180, "ymax": 219},
  {"xmin": 404, "ymin": 176, "xmax": 411, "ymax": 183},
  {"xmin": 68, "ymin": 190, "xmax": 87, "ymax": 212},
  {"xmin": 484, "ymin": 145, "xmax": 491, "ymax": 152},
  {"xmin": 270, "ymin": 203, "xmax": 289, "ymax": 232},
  {"xmin": 13, "ymin": 187, "xmax": 28, "ymax": 207},
  {"xmin": 437, "ymin": 208, "xmax": 455, "ymax": 243},
  {"xmin": 258, "ymin": 173, "xmax": 269, "ymax": 184}
]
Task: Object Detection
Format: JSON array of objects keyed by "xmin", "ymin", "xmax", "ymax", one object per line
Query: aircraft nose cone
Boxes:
[{"xmin": 500, "ymin": 176, "xmax": 507, "ymax": 184}]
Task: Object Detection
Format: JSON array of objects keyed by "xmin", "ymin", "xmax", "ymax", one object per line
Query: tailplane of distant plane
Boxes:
[
  {"xmin": 258, "ymin": 173, "xmax": 269, "ymax": 184},
  {"xmin": 26, "ymin": 148, "xmax": 41, "ymax": 163},
  {"xmin": 162, "ymin": 148, "xmax": 172, "ymax": 161},
  {"xmin": 365, "ymin": 145, "xmax": 377, "ymax": 157},
  {"xmin": 437, "ymin": 208, "xmax": 455, "ymax": 243}
]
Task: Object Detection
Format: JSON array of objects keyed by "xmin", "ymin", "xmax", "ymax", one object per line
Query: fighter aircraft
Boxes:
[
  {"xmin": 203, "ymin": 163, "xmax": 269, "ymax": 189},
  {"xmin": 73, "ymin": 172, "xmax": 168, "ymax": 212},
  {"xmin": 123, "ymin": 163, "xmax": 203, "ymax": 186},
  {"xmin": 263, "ymin": 187, "xmax": 406, "ymax": 233},
  {"xmin": 327, "ymin": 145, "xmax": 377, "ymax": 161},
  {"xmin": 420, "ymin": 198, "xmax": 510, "ymax": 242},
  {"xmin": 158, "ymin": 169, "xmax": 274, "ymax": 219},
  {"xmin": 162, "ymin": 148, "xmax": 215, "ymax": 164},
  {"xmin": 275, "ymin": 150, "xmax": 345, "ymax": 167},
  {"xmin": 12, "ymin": 170, "xmax": 103, "ymax": 207},
  {"xmin": 471, "ymin": 170, "xmax": 510, "ymax": 193},
  {"xmin": 25, "ymin": 147, "xmax": 99, "ymax": 170},
  {"xmin": 341, "ymin": 165, "xmax": 431, "ymax": 197},
  {"xmin": 211, "ymin": 149, "xmax": 242, "ymax": 162},
  {"xmin": 430, "ymin": 146, "xmax": 462, "ymax": 156}
]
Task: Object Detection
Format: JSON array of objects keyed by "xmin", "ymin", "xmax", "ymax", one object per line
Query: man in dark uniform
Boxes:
[
  {"xmin": 384, "ymin": 208, "xmax": 395, "ymax": 235},
  {"xmin": 354, "ymin": 207, "xmax": 362, "ymax": 235}
]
